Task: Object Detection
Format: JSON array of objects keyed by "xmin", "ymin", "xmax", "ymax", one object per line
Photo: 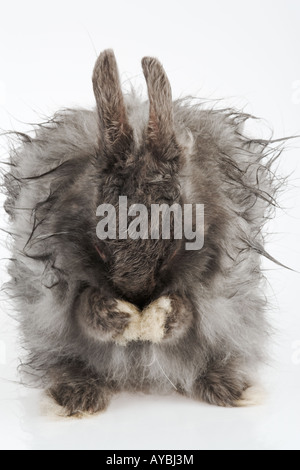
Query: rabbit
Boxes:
[{"xmin": 3, "ymin": 49, "xmax": 282, "ymax": 416}]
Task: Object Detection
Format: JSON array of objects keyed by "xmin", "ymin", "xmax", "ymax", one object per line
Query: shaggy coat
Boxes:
[{"xmin": 4, "ymin": 50, "xmax": 282, "ymax": 416}]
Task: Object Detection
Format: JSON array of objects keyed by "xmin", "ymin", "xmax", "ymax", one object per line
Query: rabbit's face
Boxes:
[
  {"xmin": 91, "ymin": 51, "xmax": 185, "ymax": 305},
  {"xmin": 95, "ymin": 142, "xmax": 184, "ymax": 306}
]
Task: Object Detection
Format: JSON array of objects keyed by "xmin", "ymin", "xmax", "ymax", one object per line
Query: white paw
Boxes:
[
  {"xmin": 235, "ymin": 386, "xmax": 265, "ymax": 407},
  {"xmin": 114, "ymin": 301, "xmax": 141, "ymax": 346},
  {"xmin": 41, "ymin": 393, "xmax": 101, "ymax": 420},
  {"xmin": 139, "ymin": 296, "xmax": 172, "ymax": 343},
  {"xmin": 114, "ymin": 296, "xmax": 173, "ymax": 345}
]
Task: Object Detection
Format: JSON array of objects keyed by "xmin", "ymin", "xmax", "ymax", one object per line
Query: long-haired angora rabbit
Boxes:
[{"xmin": 4, "ymin": 50, "xmax": 284, "ymax": 416}]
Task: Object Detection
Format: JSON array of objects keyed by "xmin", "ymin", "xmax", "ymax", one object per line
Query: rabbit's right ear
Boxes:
[{"xmin": 92, "ymin": 50, "xmax": 133, "ymax": 154}]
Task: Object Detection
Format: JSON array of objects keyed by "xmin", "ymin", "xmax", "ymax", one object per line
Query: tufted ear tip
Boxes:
[
  {"xmin": 92, "ymin": 49, "xmax": 118, "ymax": 96},
  {"xmin": 141, "ymin": 56, "xmax": 164, "ymax": 78}
]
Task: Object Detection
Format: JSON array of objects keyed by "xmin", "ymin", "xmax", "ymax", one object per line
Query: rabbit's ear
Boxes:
[
  {"xmin": 93, "ymin": 50, "xmax": 132, "ymax": 152},
  {"xmin": 142, "ymin": 57, "xmax": 174, "ymax": 150}
]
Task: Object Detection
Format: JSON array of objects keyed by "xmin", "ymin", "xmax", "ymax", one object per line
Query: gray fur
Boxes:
[{"xmin": 3, "ymin": 50, "xmax": 284, "ymax": 416}]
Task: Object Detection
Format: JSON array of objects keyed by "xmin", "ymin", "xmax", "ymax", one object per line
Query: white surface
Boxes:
[{"xmin": 0, "ymin": 0, "xmax": 300, "ymax": 451}]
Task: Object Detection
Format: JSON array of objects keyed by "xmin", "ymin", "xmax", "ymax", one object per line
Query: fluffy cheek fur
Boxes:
[{"xmin": 3, "ymin": 51, "xmax": 282, "ymax": 416}]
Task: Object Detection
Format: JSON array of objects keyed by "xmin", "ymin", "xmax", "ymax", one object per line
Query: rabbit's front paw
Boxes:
[
  {"xmin": 80, "ymin": 288, "xmax": 141, "ymax": 344},
  {"xmin": 140, "ymin": 296, "xmax": 171, "ymax": 343},
  {"xmin": 140, "ymin": 295, "xmax": 192, "ymax": 343},
  {"xmin": 49, "ymin": 381, "xmax": 111, "ymax": 417},
  {"xmin": 93, "ymin": 298, "xmax": 141, "ymax": 345},
  {"xmin": 113, "ymin": 301, "xmax": 142, "ymax": 345}
]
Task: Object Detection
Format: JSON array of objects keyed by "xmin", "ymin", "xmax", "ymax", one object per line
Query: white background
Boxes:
[{"xmin": 0, "ymin": 0, "xmax": 300, "ymax": 450}]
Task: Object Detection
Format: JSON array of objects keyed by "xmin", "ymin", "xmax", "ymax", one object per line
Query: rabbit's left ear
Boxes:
[
  {"xmin": 93, "ymin": 50, "xmax": 133, "ymax": 154},
  {"xmin": 142, "ymin": 57, "xmax": 175, "ymax": 155}
]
